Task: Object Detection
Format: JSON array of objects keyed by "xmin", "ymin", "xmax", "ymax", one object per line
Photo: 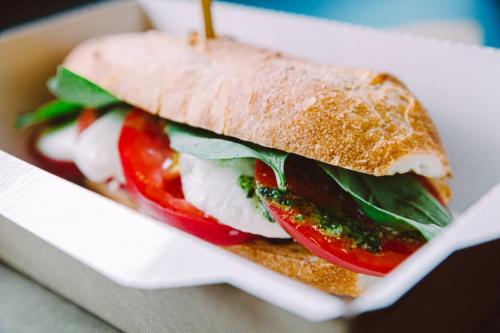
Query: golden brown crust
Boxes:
[
  {"xmin": 87, "ymin": 180, "xmax": 367, "ymax": 297},
  {"xmin": 84, "ymin": 180, "xmax": 136, "ymax": 208},
  {"xmin": 63, "ymin": 31, "xmax": 451, "ymax": 178},
  {"xmin": 428, "ymin": 177, "xmax": 453, "ymax": 205},
  {"xmin": 227, "ymin": 239, "xmax": 362, "ymax": 297}
]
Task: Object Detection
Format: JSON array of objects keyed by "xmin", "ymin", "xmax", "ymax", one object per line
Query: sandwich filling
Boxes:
[
  {"xmin": 179, "ymin": 155, "xmax": 291, "ymax": 238},
  {"xmin": 17, "ymin": 67, "xmax": 453, "ymax": 277}
]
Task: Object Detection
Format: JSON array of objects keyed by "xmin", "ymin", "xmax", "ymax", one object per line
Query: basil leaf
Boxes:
[
  {"xmin": 15, "ymin": 100, "xmax": 82, "ymax": 129},
  {"xmin": 168, "ymin": 122, "xmax": 288, "ymax": 189},
  {"xmin": 320, "ymin": 164, "xmax": 453, "ymax": 240},
  {"xmin": 16, "ymin": 67, "xmax": 121, "ymax": 129},
  {"xmin": 48, "ymin": 66, "xmax": 119, "ymax": 107}
]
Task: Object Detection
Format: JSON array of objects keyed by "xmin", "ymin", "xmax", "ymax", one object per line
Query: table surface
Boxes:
[
  {"xmin": 0, "ymin": 264, "xmax": 120, "ymax": 332},
  {"xmin": 0, "ymin": 1, "xmax": 498, "ymax": 332}
]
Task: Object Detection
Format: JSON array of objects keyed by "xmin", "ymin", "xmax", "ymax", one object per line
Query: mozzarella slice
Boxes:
[
  {"xmin": 36, "ymin": 123, "xmax": 79, "ymax": 162},
  {"xmin": 74, "ymin": 111, "xmax": 125, "ymax": 183},
  {"xmin": 179, "ymin": 154, "xmax": 290, "ymax": 238}
]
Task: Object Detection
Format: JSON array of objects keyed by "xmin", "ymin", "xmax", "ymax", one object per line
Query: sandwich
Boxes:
[{"xmin": 16, "ymin": 31, "xmax": 453, "ymax": 297}]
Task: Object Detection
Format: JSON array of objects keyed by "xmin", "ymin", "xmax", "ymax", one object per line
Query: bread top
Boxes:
[{"xmin": 64, "ymin": 31, "xmax": 451, "ymax": 178}]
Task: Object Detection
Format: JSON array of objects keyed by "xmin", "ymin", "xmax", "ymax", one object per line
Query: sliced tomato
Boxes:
[
  {"xmin": 416, "ymin": 176, "xmax": 446, "ymax": 206},
  {"xmin": 118, "ymin": 110, "xmax": 256, "ymax": 245},
  {"xmin": 254, "ymin": 159, "xmax": 424, "ymax": 276},
  {"xmin": 77, "ymin": 108, "xmax": 98, "ymax": 133}
]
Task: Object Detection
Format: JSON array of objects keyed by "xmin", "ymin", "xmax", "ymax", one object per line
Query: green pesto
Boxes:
[
  {"xmin": 238, "ymin": 175, "xmax": 276, "ymax": 223},
  {"xmin": 255, "ymin": 187, "xmax": 293, "ymax": 208},
  {"xmin": 293, "ymin": 214, "xmax": 305, "ymax": 222},
  {"xmin": 258, "ymin": 200, "xmax": 275, "ymax": 223},
  {"xmin": 238, "ymin": 175, "xmax": 256, "ymax": 198},
  {"xmin": 256, "ymin": 186, "xmax": 423, "ymax": 253}
]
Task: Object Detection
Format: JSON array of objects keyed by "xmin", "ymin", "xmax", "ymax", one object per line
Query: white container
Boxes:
[{"xmin": 1, "ymin": 1, "xmax": 500, "ymax": 332}]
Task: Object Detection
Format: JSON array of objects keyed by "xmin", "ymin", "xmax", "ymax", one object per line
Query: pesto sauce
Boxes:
[
  {"xmin": 238, "ymin": 175, "xmax": 256, "ymax": 198},
  {"xmin": 238, "ymin": 175, "xmax": 276, "ymax": 223},
  {"xmin": 256, "ymin": 186, "xmax": 422, "ymax": 253}
]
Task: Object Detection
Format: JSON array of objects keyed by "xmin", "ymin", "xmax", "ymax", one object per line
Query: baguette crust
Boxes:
[
  {"xmin": 228, "ymin": 240, "xmax": 368, "ymax": 297},
  {"xmin": 64, "ymin": 31, "xmax": 451, "ymax": 178},
  {"xmin": 85, "ymin": 180, "xmax": 374, "ymax": 297}
]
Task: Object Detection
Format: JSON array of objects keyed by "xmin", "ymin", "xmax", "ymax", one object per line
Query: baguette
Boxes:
[
  {"xmin": 85, "ymin": 180, "xmax": 377, "ymax": 297},
  {"xmin": 62, "ymin": 31, "xmax": 453, "ymax": 296},
  {"xmin": 64, "ymin": 31, "xmax": 451, "ymax": 179}
]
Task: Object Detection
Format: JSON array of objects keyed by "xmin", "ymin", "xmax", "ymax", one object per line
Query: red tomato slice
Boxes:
[
  {"xmin": 118, "ymin": 110, "xmax": 256, "ymax": 245},
  {"xmin": 254, "ymin": 159, "xmax": 424, "ymax": 276},
  {"xmin": 77, "ymin": 108, "xmax": 98, "ymax": 133},
  {"xmin": 417, "ymin": 176, "xmax": 446, "ymax": 205}
]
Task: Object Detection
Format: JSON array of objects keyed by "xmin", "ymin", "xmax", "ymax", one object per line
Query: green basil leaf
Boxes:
[
  {"xmin": 168, "ymin": 122, "xmax": 288, "ymax": 189},
  {"xmin": 320, "ymin": 164, "xmax": 453, "ymax": 240},
  {"xmin": 48, "ymin": 66, "xmax": 119, "ymax": 107},
  {"xmin": 15, "ymin": 100, "xmax": 82, "ymax": 129}
]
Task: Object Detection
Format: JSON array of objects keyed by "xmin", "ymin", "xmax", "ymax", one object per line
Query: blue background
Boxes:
[{"xmin": 223, "ymin": 0, "xmax": 500, "ymax": 47}]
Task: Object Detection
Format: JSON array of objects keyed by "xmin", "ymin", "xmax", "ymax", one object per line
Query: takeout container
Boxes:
[{"xmin": 1, "ymin": 1, "xmax": 500, "ymax": 332}]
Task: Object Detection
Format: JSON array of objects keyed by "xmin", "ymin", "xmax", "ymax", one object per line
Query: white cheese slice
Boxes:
[
  {"xmin": 73, "ymin": 111, "xmax": 125, "ymax": 184},
  {"xmin": 179, "ymin": 154, "xmax": 290, "ymax": 238},
  {"xmin": 36, "ymin": 123, "xmax": 79, "ymax": 162}
]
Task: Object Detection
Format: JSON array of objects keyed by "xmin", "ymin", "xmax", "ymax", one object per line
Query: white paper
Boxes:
[{"xmin": 1, "ymin": 0, "xmax": 500, "ymax": 321}]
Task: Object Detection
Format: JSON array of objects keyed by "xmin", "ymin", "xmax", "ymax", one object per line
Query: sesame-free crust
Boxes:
[{"xmin": 64, "ymin": 31, "xmax": 451, "ymax": 178}]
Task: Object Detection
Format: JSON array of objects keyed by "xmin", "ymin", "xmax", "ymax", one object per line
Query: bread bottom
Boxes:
[{"xmin": 85, "ymin": 180, "xmax": 376, "ymax": 297}]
